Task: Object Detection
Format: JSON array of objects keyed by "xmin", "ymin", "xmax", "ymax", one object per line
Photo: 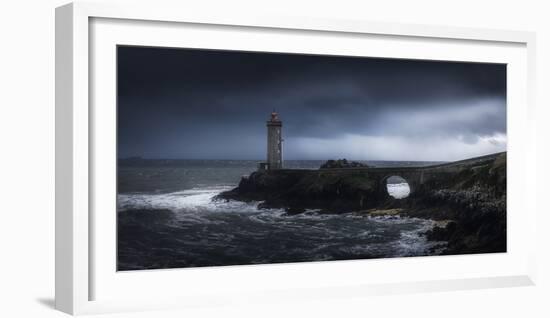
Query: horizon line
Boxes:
[{"xmin": 117, "ymin": 151, "xmax": 506, "ymax": 163}]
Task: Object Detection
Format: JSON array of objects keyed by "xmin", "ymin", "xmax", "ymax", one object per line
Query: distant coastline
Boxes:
[{"xmin": 118, "ymin": 157, "xmax": 447, "ymax": 168}]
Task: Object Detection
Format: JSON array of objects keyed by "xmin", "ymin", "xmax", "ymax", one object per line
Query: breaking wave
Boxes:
[
  {"xmin": 387, "ymin": 182, "xmax": 411, "ymax": 199},
  {"xmin": 118, "ymin": 186, "xmax": 269, "ymax": 213},
  {"xmin": 117, "ymin": 186, "xmax": 444, "ymax": 270}
]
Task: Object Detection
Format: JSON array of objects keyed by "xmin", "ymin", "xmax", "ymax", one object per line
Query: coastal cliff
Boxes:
[
  {"xmin": 218, "ymin": 169, "xmax": 381, "ymax": 213},
  {"xmin": 218, "ymin": 153, "xmax": 507, "ymax": 255},
  {"xmin": 411, "ymin": 153, "xmax": 506, "ymax": 254}
]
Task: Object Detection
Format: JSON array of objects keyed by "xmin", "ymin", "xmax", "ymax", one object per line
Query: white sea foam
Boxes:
[
  {"xmin": 118, "ymin": 186, "xmax": 287, "ymax": 222},
  {"xmin": 118, "ymin": 186, "xmax": 228, "ymax": 211},
  {"xmin": 387, "ymin": 182, "xmax": 411, "ymax": 199},
  {"xmin": 119, "ymin": 186, "xmax": 444, "ymax": 257},
  {"xmin": 395, "ymin": 219, "xmax": 445, "ymax": 256}
]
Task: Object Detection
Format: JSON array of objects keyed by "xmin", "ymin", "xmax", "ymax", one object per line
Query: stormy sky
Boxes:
[{"xmin": 117, "ymin": 46, "xmax": 506, "ymax": 161}]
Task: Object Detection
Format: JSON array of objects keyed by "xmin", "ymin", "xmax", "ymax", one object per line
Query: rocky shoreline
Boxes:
[{"xmin": 217, "ymin": 153, "xmax": 507, "ymax": 256}]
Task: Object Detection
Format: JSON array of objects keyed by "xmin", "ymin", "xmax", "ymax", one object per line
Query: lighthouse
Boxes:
[{"xmin": 266, "ymin": 111, "xmax": 283, "ymax": 170}]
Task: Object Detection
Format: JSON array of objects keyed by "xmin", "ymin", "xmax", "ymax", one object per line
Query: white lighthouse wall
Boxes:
[{"xmin": 267, "ymin": 124, "xmax": 283, "ymax": 169}]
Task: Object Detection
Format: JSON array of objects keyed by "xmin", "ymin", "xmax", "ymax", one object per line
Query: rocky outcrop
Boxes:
[
  {"xmin": 217, "ymin": 153, "xmax": 507, "ymax": 255},
  {"xmin": 217, "ymin": 169, "xmax": 384, "ymax": 214},
  {"xmin": 413, "ymin": 153, "xmax": 507, "ymax": 254},
  {"xmin": 320, "ymin": 159, "xmax": 368, "ymax": 169}
]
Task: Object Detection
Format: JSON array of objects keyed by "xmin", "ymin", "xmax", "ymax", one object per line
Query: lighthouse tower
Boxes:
[{"xmin": 266, "ymin": 111, "xmax": 283, "ymax": 170}]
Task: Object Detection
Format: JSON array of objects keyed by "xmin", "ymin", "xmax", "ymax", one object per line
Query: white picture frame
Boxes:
[{"xmin": 55, "ymin": 1, "xmax": 537, "ymax": 315}]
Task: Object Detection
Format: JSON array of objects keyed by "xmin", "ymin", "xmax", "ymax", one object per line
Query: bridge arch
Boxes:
[{"xmin": 382, "ymin": 175, "xmax": 411, "ymax": 199}]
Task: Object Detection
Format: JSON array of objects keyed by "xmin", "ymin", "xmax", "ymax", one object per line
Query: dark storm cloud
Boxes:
[{"xmin": 117, "ymin": 46, "xmax": 506, "ymax": 161}]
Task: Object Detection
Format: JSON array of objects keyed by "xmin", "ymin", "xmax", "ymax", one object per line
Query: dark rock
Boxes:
[
  {"xmin": 320, "ymin": 159, "xmax": 369, "ymax": 169},
  {"xmin": 425, "ymin": 221, "xmax": 457, "ymax": 241},
  {"xmin": 410, "ymin": 153, "xmax": 507, "ymax": 254},
  {"xmin": 216, "ymin": 169, "xmax": 380, "ymax": 213}
]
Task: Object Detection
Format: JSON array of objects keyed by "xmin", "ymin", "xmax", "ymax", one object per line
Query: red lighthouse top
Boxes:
[{"xmin": 270, "ymin": 111, "xmax": 280, "ymax": 122}]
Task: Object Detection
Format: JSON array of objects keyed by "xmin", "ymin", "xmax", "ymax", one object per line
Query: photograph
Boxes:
[{"xmin": 116, "ymin": 45, "xmax": 507, "ymax": 271}]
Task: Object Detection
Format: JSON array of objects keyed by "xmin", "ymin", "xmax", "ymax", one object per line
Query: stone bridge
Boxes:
[{"xmin": 278, "ymin": 152, "xmax": 505, "ymax": 197}]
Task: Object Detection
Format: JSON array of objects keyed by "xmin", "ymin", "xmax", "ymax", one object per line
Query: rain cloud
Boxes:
[{"xmin": 117, "ymin": 46, "xmax": 506, "ymax": 161}]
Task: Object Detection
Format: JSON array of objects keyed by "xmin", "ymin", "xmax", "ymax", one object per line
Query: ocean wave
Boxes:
[
  {"xmin": 118, "ymin": 186, "xmax": 291, "ymax": 226},
  {"xmin": 118, "ymin": 186, "xmax": 444, "ymax": 261},
  {"xmin": 387, "ymin": 182, "xmax": 411, "ymax": 199},
  {"xmin": 394, "ymin": 220, "xmax": 443, "ymax": 256},
  {"xmin": 119, "ymin": 186, "xmax": 252, "ymax": 212}
]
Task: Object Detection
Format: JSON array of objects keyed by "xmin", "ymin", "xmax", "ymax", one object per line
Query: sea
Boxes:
[{"xmin": 117, "ymin": 159, "xmax": 445, "ymax": 271}]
